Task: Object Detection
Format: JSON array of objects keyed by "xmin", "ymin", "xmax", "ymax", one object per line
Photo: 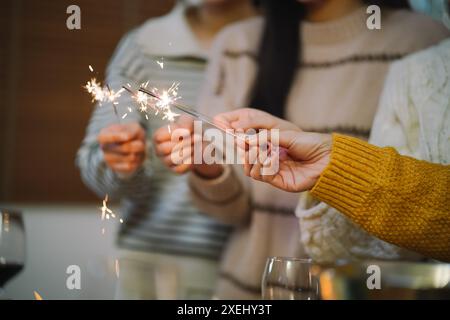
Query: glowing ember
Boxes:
[
  {"xmin": 84, "ymin": 78, "xmax": 124, "ymax": 108},
  {"xmin": 85, "ymin": 66, "xmax": 181, "ymax": 132},
  {"xmin": 34, "ymin": 291, "xmax": 43, "ymax": 300},
  {"xmin": 99, "ymin": 195, "xmax": 123, "ymax": 234},
  {"xmin": 149, "ymin": 83, "xmax": 181, "ymax": 122}
]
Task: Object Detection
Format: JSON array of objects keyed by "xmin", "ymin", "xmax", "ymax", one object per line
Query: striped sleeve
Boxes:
[{"xmin": 76, "ymin": 30, "xmax": 154, "ymax": 201}]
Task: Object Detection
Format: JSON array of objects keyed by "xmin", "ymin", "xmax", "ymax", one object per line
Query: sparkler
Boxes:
[
  {"xmin": 84, "ymin": 66, "xmax": 124, "ymax": 119},
  {"xmin": 84, "ymin": 64, "xmax": 248, "ymax": 233},
  {"xmin": 137, "ymin": 87, "xmax": 242, "ymax": 140},
  {"xmin": 99, "ymin": 194, "xmax": 123, "ymax": 235},
  {"xmin": 121, "ymin": 82, "xmax": 182, "ymax": 133}
]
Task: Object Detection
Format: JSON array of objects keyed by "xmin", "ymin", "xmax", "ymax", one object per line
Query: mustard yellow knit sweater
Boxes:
[{"xmin": 311, "ymin": 134, "xmax": 450, "ymax": 262}]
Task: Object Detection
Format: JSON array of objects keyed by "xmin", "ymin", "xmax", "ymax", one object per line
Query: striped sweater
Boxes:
[
  {"xmin": 189, "ymin": 8, "xmax": 449, "ymax": 299},
  {"xmin": 76, "ymin": 5, "xmax": 231, "ymax": 261}
]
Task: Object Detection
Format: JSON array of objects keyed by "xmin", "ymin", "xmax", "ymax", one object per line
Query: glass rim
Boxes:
[{"xmin": 267, "ymin": 256, "xmax": 313, "ymax": 263}]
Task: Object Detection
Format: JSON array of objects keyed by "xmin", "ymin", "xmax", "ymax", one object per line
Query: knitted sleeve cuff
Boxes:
[
  {"xmin": 188, "ymin": 165, "xmax": 243, "ymax": 205},
  {"xmin": 311, "ymin": 134, "xmax": 392, "ymax": 213}
]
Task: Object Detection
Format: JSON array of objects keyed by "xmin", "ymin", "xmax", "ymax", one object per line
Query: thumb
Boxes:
[
  {"xmin": 176, "ymin": 115, "xmax": 194, "ymax": 130},
  {"xmin": 246, "ymin": 130, "xmax": 299, "ymax": 150}
]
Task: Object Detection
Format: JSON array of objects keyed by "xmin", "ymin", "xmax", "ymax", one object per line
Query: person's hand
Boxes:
[
  {"xmin": 214, "ymin": 108, "xmax": 300, "ymax": 131},
  {"xmin": 153, "ymin": 116, "xmax": 195, "ymax": 174},
  {"xmin": 244, "ymin": 130, "xmax": 332, "ymax": 192},
  {"xmin": 214, "ymin": 108, "xmax": 332, "ymax": 192},
  {"xmin": 153, "ymin": 116, "xmax": 224, "ymax": 178},
  {"xmin": 97, "ymin": 122, "xmax": 146, "ymax": 175}
]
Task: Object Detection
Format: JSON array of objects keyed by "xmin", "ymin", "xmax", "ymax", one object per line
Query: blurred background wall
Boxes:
[
  {"xmin": 0, "ymin": 0, "xmax": 175, "ymax": 203},
  {"xmin": 0, "ymin": 0, "xmax": 179, "ymax": 299}
]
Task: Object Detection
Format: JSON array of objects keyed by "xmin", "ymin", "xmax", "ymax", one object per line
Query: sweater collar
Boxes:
[
  {"xmin": 136, "ymin": 3, "xmax": 208, "ymax": 59},
  {"xmin": 301, "ymin": 6, "xmax": 369, "ymax": 45}
]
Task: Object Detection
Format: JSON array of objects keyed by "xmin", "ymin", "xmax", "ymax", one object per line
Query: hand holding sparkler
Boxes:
[
  {"xmin": 153, "ymin": 115, "xmax": 224, "ymax": 178},
  {"xmin": 98, "ymin": 122, "xmax": 146, "ymax": 176},
  {"xmin": 214, "ymin": 108, "xmax": 332, "ymax": 192}
]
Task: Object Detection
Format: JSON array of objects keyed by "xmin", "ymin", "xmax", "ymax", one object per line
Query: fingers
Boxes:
[
  {"xmin": 161, "ymin": 149, "xmax": 193, "ymax": 174},
  {"xmin": 103, "ymin": 152, "xmax": 144, "ymax": 164},
  {"xmin": 110, "ymin": 162, "xmax": 141, "ymax": 175},
  {"xmin": 214, "ymin": 108, "xmax": 299, "ymax": 131},
  {"xmin": 154, "ymin": 141, "xmax": 174, "ymax": 157},
  {"xmin": 98, "ymin": 122, "xmax": 145, "ymax": 144},
  {"xmin": 153, "ymin": 125, "xmax": 172, "ymax": 143},
  {"xmin": 101, "ymin": 140, "xmax": 146, "ymax": 154},
  {"xmin": 176, "ymin": 115, "xmax": 194, "ymax": 130},
  {"xmin": 213, "ymin": 110, "xmax": 241, "ymax": 129},
  {"xmin": 99, "ymin": 123, "xmax": 147, "ymax": 175},
  {"xmin": 103, "ymin": 152, "xmax": 144, "ymax": 175}
]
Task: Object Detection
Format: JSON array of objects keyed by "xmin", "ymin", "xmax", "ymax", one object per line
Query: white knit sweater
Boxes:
[
  {"xmin": 297, "ymin": 39, "xmax": 450, "ymax": 263},
  {"xmin": 189, "ymin": 8, "xmax": 449, "ymax": 298}
]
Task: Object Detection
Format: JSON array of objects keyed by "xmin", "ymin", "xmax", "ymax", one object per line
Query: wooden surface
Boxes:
[{"xmin": 0, "ymin": 0, "xmax": 175, "ymax": 202}]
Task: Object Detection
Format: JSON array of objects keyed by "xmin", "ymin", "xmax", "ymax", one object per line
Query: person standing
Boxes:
[
  {"xmin": 154, "ymin": 0, "xmax": 449, "ymax": 298},
  {"xmin": 77, "ymin": 0, "xmax": 255, "ymax": 299}
]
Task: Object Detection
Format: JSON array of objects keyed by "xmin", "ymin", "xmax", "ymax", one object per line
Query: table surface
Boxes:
[{"xmin": 2, "ymin": 203, "xmax": 120, "ymax": 299}]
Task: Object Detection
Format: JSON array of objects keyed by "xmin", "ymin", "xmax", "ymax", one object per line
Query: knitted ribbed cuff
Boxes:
[
  {"xmin": 311, "ymin": 134, "xmax": 389, "ymax": 213},
  {"xmin": 189, "ymin": 165, "xmax": 243, "ymax": 204}
]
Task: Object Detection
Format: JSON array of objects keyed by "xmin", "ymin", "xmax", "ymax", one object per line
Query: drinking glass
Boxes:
[
  {"xmin": 261, "ymin": 257, "xmax": 319, "ymax": 300},
  {"xmin": 0, "ymin": 209, "xmax": 26, "ymax": 298}
]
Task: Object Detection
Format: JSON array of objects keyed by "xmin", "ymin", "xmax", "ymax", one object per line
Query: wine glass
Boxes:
[
  {"xmin": 0, "ymin": 209, "xmax": 26, "ymax": 298},
  {"xmin": 261, "ymin": 257, "xmax": 319, "ymax": 300}
]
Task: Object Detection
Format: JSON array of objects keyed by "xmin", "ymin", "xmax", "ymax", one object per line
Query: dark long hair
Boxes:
[{"xmin": 249, "ymin": 0, "xmax": 410, "ymax": 118}]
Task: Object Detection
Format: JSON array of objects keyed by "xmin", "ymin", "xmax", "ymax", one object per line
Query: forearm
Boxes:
[
  {"xmin": 189, "ymin": 165, "xmax": 251, "ymax": 226},
  {"xmin": 311, "ymin": 134, "xmax": 450, "ymax": 261}
]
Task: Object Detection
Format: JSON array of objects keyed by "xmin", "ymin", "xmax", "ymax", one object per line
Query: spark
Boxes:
[
  {"xmin": 85, "ymin": 66, "xmax": 183, "ymax": 135},
  {"xmin": 122, "ymin": 81, "xmax": 181, "ymax": 124},
  {"xmin": 34, "ymin": 291, "xmax": 43, "ymax": 300},
  {"xmin": 99, "ymin": 194, "xmax": 123, "ymax": 234},
  {"xmin": 115, "ymin": 259, "xmax": 120, "ymax": 279},
  {"xmin": 136, "ymin": 91, "xmax": 148, "ymax": 107},
  {"xmin": 85, "ymin": 78, "xmax": 105, "ymax": 102},
  {"xmin": 84, "ymin": 66, "xmax": 124, "ymax": 111},
  {"xmin": 162, "ymin": 108, "xmax": 180, "ymax": 122}
]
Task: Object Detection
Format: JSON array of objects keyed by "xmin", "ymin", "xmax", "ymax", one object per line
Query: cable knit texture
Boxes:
[
  {"xmin": 297, "ymin": 40, "xmax": 450, "ymax": 263},
  {"xmin": 310, "ymin": 134, "xmax": 450, "ymax": 262}
]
